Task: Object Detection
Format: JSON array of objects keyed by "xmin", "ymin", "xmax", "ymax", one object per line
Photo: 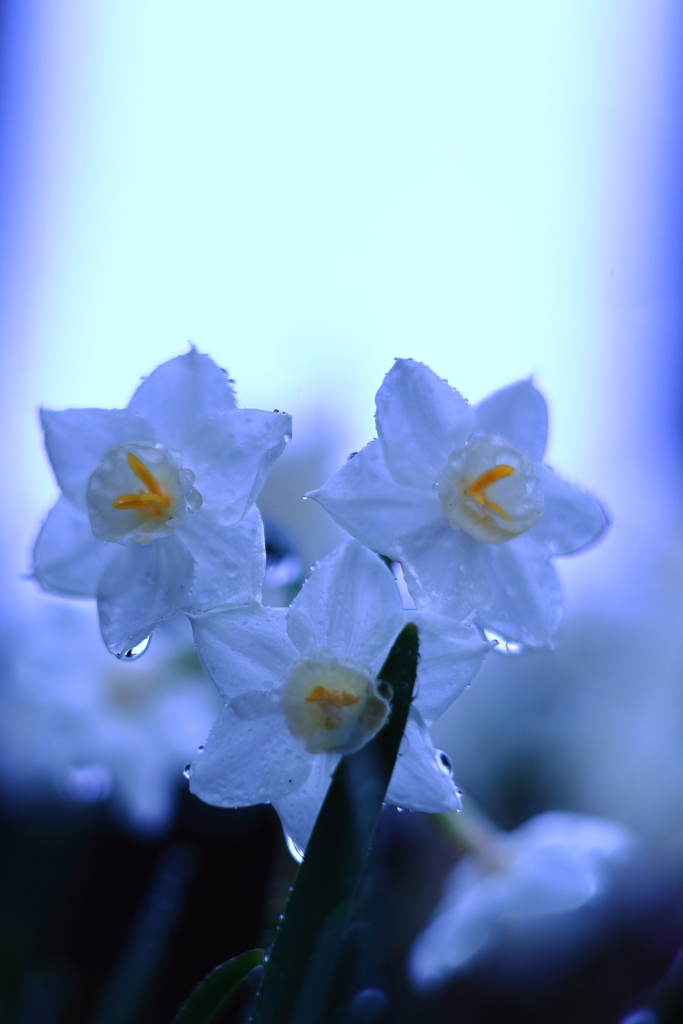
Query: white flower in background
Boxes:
[
  {"xmin": 0, "ymin": 601, "xmax": 222, "ymax": 832},
  {"xmin": 188, "ymin": 541, "xmax": 491, "ymax": 852},
  {"xmin": 309, "ymin": 359, "xmax": 608, "ymax": 647},
  {"xmin": 32, "ymin": 349, "xmax": 291, "ymax": 655},
  {"xmin": 409, "ymin": 811, "xmax": 633, "ymax": 989}
]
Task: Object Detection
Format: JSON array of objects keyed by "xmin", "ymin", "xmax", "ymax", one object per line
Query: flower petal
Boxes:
[
  {"xmin": 182, "ymin": 408, "xmax": 292, "ymax": 519},
  {"xmin": 41, "ymin": 408, "xmax": 153, "ymax": 510},
  {"xmin": 127, "ymin": 348, "xmax": 237, "ymax": 451},
  {"xmin": 375, "ymin": 359, "xmax": 474, "ymax": 489},
  {"xmin": 307, "ymin": 440, "xmax": 442, "ymax": 559},
  {"xmin": 33, "ymin": 497, "xmax": 118, "ymax": 597},
  {"xmin": 398, "ymin": 522, "xmax": 562, "ymax": 647},
  {"xmin": 474, "ymin": 380, "xmax": 548, "ymax": 463},
  {"xmin": 286, "ymin": 541, "xmax": 403, "ymax": 671},
  {"xmin": 409, "ymin": 870, "xmax": 493, "ymax": 987},
  {"xmin": 397, "ymin": 519, "xmax": 489, "ymax": 623},
  {"xmin": 97, "ymin": 535, "xmax": 195, "ymax": 654},
  {"xmin": 476, "ymin": 532, "xmax": 563, "ymax": 647},
  {"xmin": 386, "ymin": 709, "xmax": 461, "ymax": 812},
  {"xmin": 409, "ymin": 611, "xmax": 492, "ymax": 724},
  {"xmin": 181, "ymin": 506, "xmax": 265, "ymax": 614},
  {"xmin": 273, "ymin": 753, "xmax": 340, "ymax": 851},
  {"xmin": 190, "ymin": 708, "xmax": 311, "ymax": 807},
  {"xmin": 190, "ymin": 604, "xmax": 296, "ymax": 700},
  {"xmin": 531, "ymin": 466, "xmax": 609, "ymax": 555}
]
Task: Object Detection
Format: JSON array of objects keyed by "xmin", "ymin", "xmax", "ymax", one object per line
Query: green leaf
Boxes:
[
  {"xmin": 251, "ymin": 622, "xmax": 419, "ymax": 1024},
  {"xmin": 172, "ymin": 948, "xmax": 264, "ymax": 1024}
]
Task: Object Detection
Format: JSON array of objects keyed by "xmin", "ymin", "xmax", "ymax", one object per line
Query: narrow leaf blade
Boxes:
[
  {"xmin": 251, "ymin": 622, "xmax": 419, "ymax": 1024},
  {"xmin": 172, "ymin": 948, "xmax": 264, "ymax": 1024}
]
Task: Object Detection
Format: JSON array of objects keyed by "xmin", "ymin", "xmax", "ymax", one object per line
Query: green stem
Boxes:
[{"xmin": 250, "ymin": 622, "xmax": 419, "ymax": 1024}]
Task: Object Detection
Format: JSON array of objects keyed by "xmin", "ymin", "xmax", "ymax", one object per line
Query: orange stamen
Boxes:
[
  {"xmin": 305, "ymin": 685, "xmax": 361, "ymax": 731},
  {"xmin": 112, "ymin": 453, "xmax": 171, "ymax": 516},
  {"xmin": 465, "ymin": 464, "xmax": 514, "ymax": 521}
]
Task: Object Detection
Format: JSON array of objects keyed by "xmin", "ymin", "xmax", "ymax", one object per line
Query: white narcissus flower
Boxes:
[
  {"xmin": 188, "ymin": 541, "xmax": 491, "ymax": 852},
  {"xmin": 308, "ymin": 359, "xmax": 609, "ymax": 648},
  {"xmin": 32, "ymin": 349, "xmax": 291, "ymax": 655},
  {"xmin": 0, "ymin": 602, "xmax": 222, "ymax": 833},
  {"xmin": 409, "ymin": 811, "xmax": 633, "ymax": 989}
]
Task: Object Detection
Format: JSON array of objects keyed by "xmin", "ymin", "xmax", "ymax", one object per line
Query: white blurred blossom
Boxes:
[
  {"xmin": 409, "ymin": 810, "xmax": 633, "ymax": 990},
  {"xmin": 0, "ymin": 600, "xmax": 222, "ymax": 832},
  {"xmin": 310, "ymin": 359, "xmax": 608, "ymax": 648}
]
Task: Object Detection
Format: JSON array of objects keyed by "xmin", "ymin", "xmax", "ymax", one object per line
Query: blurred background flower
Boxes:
[{"xmin": 0, "ymin": 597, "xmax": 221, "ymax": 833}]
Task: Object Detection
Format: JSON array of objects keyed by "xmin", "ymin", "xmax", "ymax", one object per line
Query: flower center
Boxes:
[
  {"xmin": 463, "ymin": 463, "xmax": 515, "ymax": 521},
  {"xmin": 281, "ymin": 654, "xmax": 390, "ymax": 754},
  {"xmin": 111, "ymin": 452, "xmax": 172, "ymax": 518},
  {"xmin": 434, "ymin": 434, "xmax": 543, "ymax": 544},
  {"xmin": 86, "ymin": 441, "xmax": 202, "ymax": 545},
  {"xmin": 304, "ymin": 685, "xmax": 361, "ymax": 731}
]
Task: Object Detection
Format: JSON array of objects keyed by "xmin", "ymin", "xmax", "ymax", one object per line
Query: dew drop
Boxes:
[
  {"xmin": 376, "ymin": 680, "xmax": 393, "ymax": 701},
  {"xmin": 246, "ymin": 964, "xmax": 264, "ymax": 988},
  {"xmin": 183, "ymin": 764, "xmax": 191, "ymax": 780},
  {"xmin": 349, "ymin": 987, "xmax": 389, "ymax": 1021},
  {"xmin": 436, "ymin": 749, "xmax": 454, "ymax": 778},
  {"xmin": 115, "ymin": 635, "xmax": 152, "ymax": 661},
  {"xmin": 285, "ymin": 833, "xmax": 304, "ymax": 863},
  {"xmin": 197, "ymin": 745, "xmax": 205, "ymax": 753},
  {"xmin": 347, "ymin": 451, "xmax": 359, "ymax": 460},
  {"xmin": 483, "ymin": 628, "xmax": 525, "ymax": 656},
  {"xmin": 284, "ymin": 432, "xmax": 292, "ymax": 443}
]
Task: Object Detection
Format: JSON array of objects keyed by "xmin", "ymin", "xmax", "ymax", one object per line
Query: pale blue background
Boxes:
[{"xmin": 0, "ymin": 1, "xmax": 680, "ymax": 619}]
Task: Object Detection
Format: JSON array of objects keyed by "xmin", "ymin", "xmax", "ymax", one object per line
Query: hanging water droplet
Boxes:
[
  {"xmin": 483, "ymin": 628, "xmax": 525, "ymax": 656},
  {"xmin": 183, "ymin": 764, "xmax": 191, "ymax": 780},
  {"xmin": 436, "ymin": 749, "xmax": 454, "ymax": 778},
  {"xmin": 285, "ymin": 833, "xmax": 304, "ymax": 863},
  {"xmin": 197, "ymin": 745, "xmax": 205, "ymax": 753},
  {"xmin": 349, "ymin": 986, "xmax": 389, "ymax": 1021},
  {"xmin": 115, "ymin": 635, "xmax": 152, "ymax": 661},
  {"xmin": 395, "ymin": 807, "xmax": 405, "ymax": 814}
]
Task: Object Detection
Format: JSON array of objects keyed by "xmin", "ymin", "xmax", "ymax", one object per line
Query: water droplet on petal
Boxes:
[
  {"xmin": 436, "ymin": 749, "xmax": 454, "ymax": 778},
  {"xmin": 183, "ymin": 764, "xmax": 191, "ymax": 780},
  {"xmin": 285, "ymin": 833, "xmax": 304, "ymax": 863},
  {"xmin": 197, "ymin": 745, "xmax": 205, "ymax": 753},
  {"xmin": 115, "ymin": 635, "xmax": 152, "ymax": 661},
  {"xmin": 483, "ymin": 628, "xmax": 525, "ymax": 656},
  {"xmin": 349, "ymin": 987, "xmax": 389, "ymax": 1021}
]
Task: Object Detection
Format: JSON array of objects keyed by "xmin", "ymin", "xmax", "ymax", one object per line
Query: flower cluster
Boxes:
[{"xmin": 30, "ymin": 351, "xmax": 608, "ymax": 851}]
